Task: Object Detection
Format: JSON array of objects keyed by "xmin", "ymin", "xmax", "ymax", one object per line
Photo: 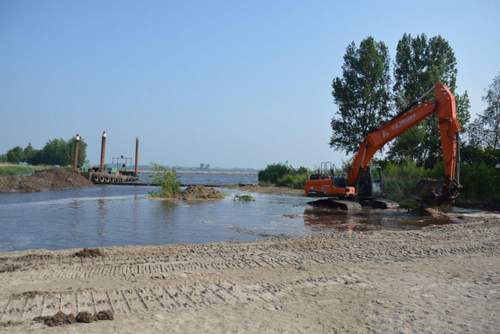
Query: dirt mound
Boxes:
[
  {"xmin": 96, "ymin": 310, "xmax": 114, "ymax": 320},
  {"xmin": 73, "ymin": 248, "xmax": 103, "ymax": 258},
  {"xmin": 34, "ymin": 310, "xmax": 113, "ymax": 327},
  {"xmin": 0, "ymin": 168, "xmax": 92, "ymax": 193},
  {"xmin": 34, "ymin": 311, "xmax": 76, "ymax": 327},
  {"xmin": 75, "ymin": 311, "xmax": 95, "ymax": 323},
  {"xmin": 179, "ymin": 185, "xmax": 224, "ymax": 201}
]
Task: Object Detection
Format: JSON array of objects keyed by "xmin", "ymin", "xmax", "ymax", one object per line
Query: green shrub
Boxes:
[
  {"xmin": 259, "ymin": 163, "xmax": 309, "ymax": 188},
  {"xmin": 382, "ymin": 160, "xmax": 425, "ymax": 204},
  {"xmin": 258, "ymin": 163, "xmax": 294, "ymax": 184},
  {"xmin": 459, "ymin": 162, "xmax": 500, "ymax": 204},
  {"xmin": 381, "ymin": 158, "xmax": 500, "ymax": 205},
  {"xmin": 276, "ymin": 173, "xmax": 308, "ymax": 189},
  {"xmin": 150, "ymin": 164, "xmax": 180, "ymax": 198},
  {"xmin": 233, "ymin": 194, "xmax": 255, "ymax": 202}
]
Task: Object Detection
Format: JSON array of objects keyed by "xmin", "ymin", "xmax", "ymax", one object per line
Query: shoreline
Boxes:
[{"xmin": 0, "ymin": 217, "xmax": 499, "ymax": 333}]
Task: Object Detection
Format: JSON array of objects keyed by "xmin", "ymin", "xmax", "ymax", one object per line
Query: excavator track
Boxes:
[
  {"xmin": 307, "ymin": 198, "xmax": 362, "ymax": 210},
  {"xmin": 359, "ymin": 198, "xmax": 400, "ymax": 209}
]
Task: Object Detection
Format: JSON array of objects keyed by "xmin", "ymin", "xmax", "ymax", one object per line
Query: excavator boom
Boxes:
[{"xmin": 348, "ymin": 82, "xmax": 460, "ymax": 200}]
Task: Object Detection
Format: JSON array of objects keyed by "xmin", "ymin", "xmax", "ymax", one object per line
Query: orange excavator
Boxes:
[{"xmin": 305, "ymin": 82, "xmax": 461, "ymax": 208}]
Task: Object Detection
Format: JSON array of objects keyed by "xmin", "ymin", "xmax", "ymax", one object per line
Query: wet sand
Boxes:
[{"xmin": 0, "ymin": 211, "xmax": 499, "ymax": 333}]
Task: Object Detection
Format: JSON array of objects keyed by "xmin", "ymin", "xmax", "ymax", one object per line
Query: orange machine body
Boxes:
[
  {"xmin": 305, "ymin": 82, "xmax": 461, "ymax": 199},
  {"xmin": 304, "ymin": 176, "xmax": 355, "ymax": 198}
]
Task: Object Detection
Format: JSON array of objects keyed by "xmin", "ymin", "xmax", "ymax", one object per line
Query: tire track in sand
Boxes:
[{"xmin": 0, "ymin": 274, "xmax": 359, "ymax": 323}]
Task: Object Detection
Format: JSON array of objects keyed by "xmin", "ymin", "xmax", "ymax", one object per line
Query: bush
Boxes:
[
  {"xmin": 460, "ymin": 162, "xmax": 500, "ymax": 204},
  {"xmin": 233, "ymin": 194, "xmax": 255, "ymax": 202},
  {"xmin": 150, "ymin": 164, "xmax": 180, "ymax": 198},
  {"xmin": 258, "ymin": 163, "xmax": 294, "ymax": 184},
  {"xmin": 382, "ymin": 158, "xmax": 500, "ymax": 206},
  {"xmin": 382, "ymin": 160, "xmax": 426, "ymax": 204},
  {"xmin": 276, "ymin": 173, "xmax": 308, "ymax": 189},
  {"xmin": 258, "ymin": 163, "xmax": 309, "ymax": 188}
]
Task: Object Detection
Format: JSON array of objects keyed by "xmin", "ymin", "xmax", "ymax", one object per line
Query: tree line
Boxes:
[
  {"xmin": 330, "ymin": 33, "xmax": 499, "ymax": 169},
  {"xmin": 0, "ymin": 137, "xmax": 87, "ymax": 167}
]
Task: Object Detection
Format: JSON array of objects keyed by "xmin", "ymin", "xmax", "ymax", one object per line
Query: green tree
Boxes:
[
  {"xmin": 6, "ymin": 146, "xmax": 24, "ymax": 163},
  {"xmin": 389, "ymin": 33, "xmax": 470, "ymax": 167},
  {"xmin": 41, "ymin": 138, "xmax": 71, "ymax": 166},
  {"xmin": 330, "ymin": 37, "xmax": 392, "ymax": 154},
  {"xmin": 475, "ymin": 72, "xmax": 500, "ymax": 149},
  {"xmin": 67, "ymin": 137, "xmax": 87, "ymax": 168},
  {"xmin": 23, "ymin": 143, "xmax": 38, "ymax": 163}
]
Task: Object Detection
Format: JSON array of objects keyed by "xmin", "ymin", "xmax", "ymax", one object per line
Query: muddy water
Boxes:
[{"xmin": 0, "ymin": 184, "xmax": 458, "ymax": 252}]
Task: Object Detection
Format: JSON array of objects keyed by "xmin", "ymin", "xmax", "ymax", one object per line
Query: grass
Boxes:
[{"xmin": 0, "ymin": 163, "xmax": 51, "ymax": 176}]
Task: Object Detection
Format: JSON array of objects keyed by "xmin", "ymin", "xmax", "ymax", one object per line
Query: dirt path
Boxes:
[{"xmin": 0, "ymin": 215, "xmax": 499, "ymax": 333}]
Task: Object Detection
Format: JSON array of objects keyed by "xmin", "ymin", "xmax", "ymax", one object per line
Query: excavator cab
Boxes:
[{"xmin": 356, "ymin": 165, "xmax": 383, "ymax": 199}]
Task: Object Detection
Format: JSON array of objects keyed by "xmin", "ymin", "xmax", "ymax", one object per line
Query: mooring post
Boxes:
[
  {"xmin": 72, "ymin": 133, "xmax": 80, "ymax": 172},
  {"xmin": 134, "ymin": 137, "xmax": 139, "ymax": 177},
  {"xmin": 100, "ymin": 131, "xmax": 107, "ymax": 172}
]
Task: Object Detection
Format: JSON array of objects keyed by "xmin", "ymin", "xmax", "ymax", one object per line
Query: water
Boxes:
[
  {"xmin": 138, "ymin": 169, "xmax": 258, "ymax": 185},
  {"xmin": 0, "ymin": 172, "xmax": 455, "ymax": 252}
]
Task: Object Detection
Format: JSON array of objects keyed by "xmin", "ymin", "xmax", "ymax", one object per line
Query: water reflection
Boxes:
[
  {"xmin": 303, "ymin": 208, "xmax": 372, "ymax": 233},
  {"xmin": 96, "ymin": 198, "xmax": 107, "ymax": 238}
]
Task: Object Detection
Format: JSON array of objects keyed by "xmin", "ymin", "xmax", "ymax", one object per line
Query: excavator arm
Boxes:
[{"xmin": 347, "ymin": 82, "xmax": 461, "ymax": 200}]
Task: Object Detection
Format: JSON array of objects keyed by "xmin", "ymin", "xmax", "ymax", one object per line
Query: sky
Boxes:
[{"xmin": 1, "ymin": 0, "xmax": 499, "ymax": 169}]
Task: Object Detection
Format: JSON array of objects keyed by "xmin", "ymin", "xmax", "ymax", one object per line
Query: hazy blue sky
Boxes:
[{"xmin": 1, "ymin": 0, "xmax": 499, "ymax": 169}]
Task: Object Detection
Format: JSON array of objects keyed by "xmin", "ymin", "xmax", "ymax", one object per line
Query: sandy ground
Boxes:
[{"xmin": 0, "ymin": 211, "xmax": 499, "ymax": 333}]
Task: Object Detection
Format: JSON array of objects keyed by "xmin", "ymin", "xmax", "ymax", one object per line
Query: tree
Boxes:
[
  {"xmin": 67, "ymin": 137, "xmax": 87, "ymax": 168},
  {"xmin": 330, "ymin": 37, "xmax": 392, "ymax": 154},
  {"xmin": 389, "ymin": 33, "xmax": 470, "ymax": 167},
  {"xmin": 23, "ymin": 143, "xmax": 38, "ymax": 163},
  {"xmin": 1, "ymin": 136, "xmax": 87, "ymax": 166},
  {"xmin": 480, "ymin": 73, "xmax": 500, "ymax": 148},
  {"xmin": 6, "ymin": 146, "xmax": 24, "ymax": 163},
  {"xmin": 40, "ymin": 138, "xmax": 70, "ymax": 166}
]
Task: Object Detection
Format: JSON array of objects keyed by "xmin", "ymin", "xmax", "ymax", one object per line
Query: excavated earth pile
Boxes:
[
  {"xmin": 179, "ymin": 185, "xmax": 224, "ymax": 201},
  {"xmin": 0, "ymin": 168, "xmax": 92, "ymax": 193}
]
